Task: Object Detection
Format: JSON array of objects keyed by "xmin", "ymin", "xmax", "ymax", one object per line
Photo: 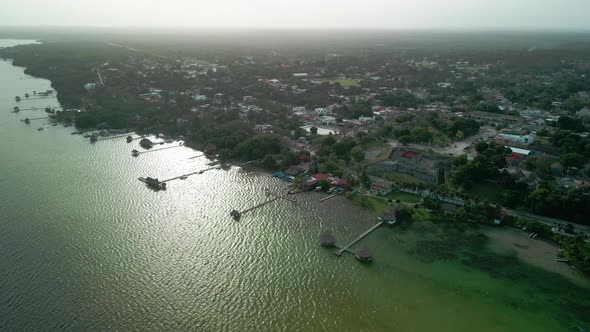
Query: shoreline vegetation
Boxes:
[{"xmin": 1, "ymin": 40, "xmax": 589, "ymax": 279}]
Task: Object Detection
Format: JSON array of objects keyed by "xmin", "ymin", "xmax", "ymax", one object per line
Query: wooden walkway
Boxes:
[
  {"xmin": 238, "ymin": 191, "xmax": 293, "ymax": 216},
  {"xmin": 88, "ymin": 133, "xmax": 132, "ymax": 142},
  {"xmin": 21, "ymin": 116, "xmax": 49, "ymax": 121},
  {"xmin": 135, "ymin": 145, "xmax": 183, "ymax": 155},
  {"xmin": 335, "ymin": 221, "xmax": 384, "ymax": 256},
  {"xmin": 161, "ymin": 166, "xmax": 220, "ymax": 183},
  {"xmin": 319, "ymin": 191, "xmax": 343, "ymax": 202}
]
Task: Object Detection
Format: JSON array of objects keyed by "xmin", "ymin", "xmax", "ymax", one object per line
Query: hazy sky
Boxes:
[{"xmin": 1, "ymin": 0, "xmax": 589, "ymax": 30}]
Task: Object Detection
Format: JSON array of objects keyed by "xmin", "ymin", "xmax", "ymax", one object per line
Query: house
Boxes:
[
  {"xmin": 464, "ymin": 111, "xmax": 521, "ymax": 124},
  {"xmin": 358, "ymin": 116, "xmax": 376, "ymax": 125},
  {"xmin": 506, "ymin": 152, "xmax": 527, "ymax": 166},
  {"xmin": 292, "ymin": 73, "xmax": 309, "ymax": 78},
  {"xmin": 317, "ymin": 116, "xmax": 337, "ymax": 126},
  {"xmin": 370, "ymin": 184, "xmax": 391, "ymax": 196},
  {"xmin": 315, "ymin": 108, "xmax": 329, "ymax": 115},
  {"xmin": 83, "ymin": 83, "xmax": 97, "ymax": 92},
  {"xmin": 497, "ymin": 133, "xmax": 536, "ymax": 145},
  {"xmin": 550, "ymin": 162, "xmax": 564, "ymax": 176},
  {"xmin": 519, "ymin": 172, "xmax": 541, "ymax": 188},
  {"xmin": 243, "ymin": 96, "xmax": 256, "ymax": 102},
  {"xmin": 576, "ymin": 107, "xmax": 590, "ymax": 119},
  {"xmin": 292, "ymin": 106, "xmax": 306, "ymax": 113},
  {"xmin": 505, "ymin": 147, "xmax": 531, "ymax": 165},
  {"xmin": 193, "ymin": 94, "xmax": 208, "ymax": 101}
]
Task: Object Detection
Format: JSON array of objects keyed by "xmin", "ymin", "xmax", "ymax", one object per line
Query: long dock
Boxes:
[
  {"xmin": 21, "ymin": 116, "xmax": 49, "ymax": 122},
  {"xmin": 188, "ymin": 154, "xmax": 205, "ymax": 160},
  {"xmin": 17, "ymin": 96, "xmax": 57, "ymax": 101},
  {"xmin": 335, "ymin": 221, "xmax": 384, "ymax": 256},
  {"xmin": 319, "ymin": 191, "xmax": 343, "ymax": 202},
  {"xmin": 240, "ymin": 195, "xmax": 286, "ymax": 215},
  {"xmin": 87, "ymin": 133, "xmax": 132, "ymax": 142},
  {"xmin": 238, "ymin": 159, "xmax": 263, "ymax": 167},
  {"xmin": 135, "ymin": 145, "xmax": 183, "ymax": 155},
  {"xmin": 161, "ymin": 166, "xmax": 220, "ymax": 183}
]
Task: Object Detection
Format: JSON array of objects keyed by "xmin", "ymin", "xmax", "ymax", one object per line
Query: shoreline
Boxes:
[{"xmin": 4, "ymin": 41, "xmax": 588, "ymax": 285}]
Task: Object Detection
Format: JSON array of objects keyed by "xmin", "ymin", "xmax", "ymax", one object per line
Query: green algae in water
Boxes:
[{"xmin": 405, "ymin": 222, "xmax": 590, "ymax": 330}]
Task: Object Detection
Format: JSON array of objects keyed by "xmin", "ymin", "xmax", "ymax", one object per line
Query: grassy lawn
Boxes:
[
  {"xmin": 466, "ymin": 182, "xmax": 501, "ymax": 203},
  {"xmin": 350, "ymin": 195, "xmax": 391, "ymax": 217},
  {"xmin": 411, "ymin": 207, "xmax": 432, "ymax": 220},
  {"xmin": 385, "ymin": 191, "xmax": 422, "ymax": 204},
  {"xmin": 325, "ymin": 79, "xmax": 360, "ymax": 87}
]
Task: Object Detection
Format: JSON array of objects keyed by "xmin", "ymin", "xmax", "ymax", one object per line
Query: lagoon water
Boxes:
[{"xmin": 1, "ymin": 40, "xmax": 589, "ymax": 331}]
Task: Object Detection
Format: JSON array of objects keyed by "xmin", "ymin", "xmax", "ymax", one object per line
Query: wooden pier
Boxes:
[
  {"xmin": 17, "ymin": 96, "xmax": 57, "ymax": 101},
  {"xmin": 161, "ymin": 166, "xmax": 221, "ymax": 183},
  {"xmin": 135, "ymin": 145, "xmax": 184, "ymax": 155},
  {"xmin": 232, "ymin": 190, "xmax": 294, "ymax": 220},
  {"xmin": 21, "ymin": 116, "xmax": 49, "ymax": 122},
  {"xmin": 335, "ymin": 221, "xmax": 384, "ymax": 256},
  {"xmin": 319, "ymin": 191, "xmax": 343, "ymax": 202},
  {"xmin": 87, "ymin": 133, "xmax": 133, "ymax": 142},
  {"xmin": 238, "ymin": 159, "xmax": 263, "ymax": 167},
  {"xmin": 188, "ymin": 154, "xmax": 205, "ymax": 160}
]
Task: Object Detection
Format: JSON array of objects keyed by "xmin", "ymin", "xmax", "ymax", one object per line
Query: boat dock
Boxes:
[
  {"xmin": 188, "ymin": 154, "xmax": 205, "ymax": 160},
  {"xmin": 335, "ymin": 221, "xmax": 384, "ymax": 256},
  {"xmin": 134, "ymin": 145, "xmax": 184, "ymax": 155},
  {"xmin": 238, "ymin": 159, "xmax": 263, "ymax": 167},
  {"xmin": 21, "ymin": 116, "xmax": 49, "ymax": 122},
  {"xmin": 87, "ymin": 133, "xmax": 133, "ymax": 142},
  {"xmin": 161, "ymin": 166, "xmax": 221, "ymax": 183},
  {"xmin": 231, "ymin": 190, "xmax": 294, "ymax": 220},
  {"xmin": 319, "ymin": 191, "xmax": 343, "ymax": 202},
  {"xmin": 17, "ymin": 96, "xmax": 57, "ymax": 101}
]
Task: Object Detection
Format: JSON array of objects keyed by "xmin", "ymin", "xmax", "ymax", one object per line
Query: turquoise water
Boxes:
[{"xmin": 0, "ymin": 40, "xmax": 589, "ymax": 331}]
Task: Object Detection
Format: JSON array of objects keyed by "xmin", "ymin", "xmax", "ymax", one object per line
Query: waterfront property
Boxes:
[{"xmin": 369, "ymin": 149, "xmax": 451, "ymax": 185}]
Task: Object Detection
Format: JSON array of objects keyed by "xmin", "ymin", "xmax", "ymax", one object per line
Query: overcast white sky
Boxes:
[{"xmin": 1, "ymin": 0, "xmax": 589, "ymax": 30}]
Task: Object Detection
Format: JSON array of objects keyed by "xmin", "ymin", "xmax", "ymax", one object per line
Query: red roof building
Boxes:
[{"xmin": 400, "ymin": 151, "xmax": 420, "ymax": 159}]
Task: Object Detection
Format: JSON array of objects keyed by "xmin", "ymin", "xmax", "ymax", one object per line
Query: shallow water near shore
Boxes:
[{"xmin": 1, "ymin": 40, "xmax": 589, "ymax": 331}]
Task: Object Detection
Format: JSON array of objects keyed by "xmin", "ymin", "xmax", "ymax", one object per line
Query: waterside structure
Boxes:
[{"xmin": 138, "ymin": 177, "xmax": 167, "ymax": 190}]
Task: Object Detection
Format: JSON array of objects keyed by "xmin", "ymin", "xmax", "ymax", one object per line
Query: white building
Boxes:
[
  {"xmin": 358, "ymin": 116, "xmax": 376, "ymax": 124},
  {"xmin": 498, "ymin": 133, "xmax": 536, "ymax": 145},
  {"xmin": 315, "ymin": 108, "xmax": 328, "ymax": 115},
  {"xmin": 292, "ymin": 106, "xmax": 306, "ymax": 113},
  {"xmin": 317, "ymin": 116, "xmax": 337, "ymax": 126},
  {"xmin": 292, "ymin": 73, "xmax": 309, "ymax": 78}
]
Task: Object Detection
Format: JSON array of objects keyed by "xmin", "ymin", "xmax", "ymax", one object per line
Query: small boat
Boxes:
[
  {"xmin": 90, "ymin": 136, "xmax": 98, "ymax": 143},
  {"xmin": 131, "ymin": 149, "xmax": 140, "ymax": 157},
  {"xmin": 13, "ymin": 106, "xmax": 19, "ymax": 113},
  {"xmin": 37, "ymin": 127, "xmax": 44, "ymax": 131},
  {"xmin": 126, "ymin": 135, "xmax": 133, "ymax": 143},
  {"xmin": 180, "ymin": 175, "xmax": 188, "ymax": 180},
  {"xmin": 24, "ymin": 118, "xmax": 30, "ymax": 124},
  {"xmin": 15, "ymin": 96, "xmax": 21, "ymax": 102},
  {"xmin": 25, "ymin": 93, "xmax": 29, "ymax": 98},
  {"xmin": 165, "ymin": 139, "xmax": 173, "ymax": 143}
]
